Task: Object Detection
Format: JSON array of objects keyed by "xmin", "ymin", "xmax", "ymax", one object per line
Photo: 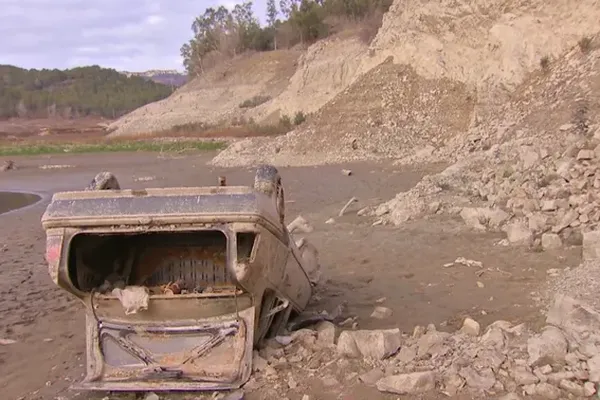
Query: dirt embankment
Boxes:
[{"xmin": 212, "ymin": 0, "xmax": 600, "ymax": 167}]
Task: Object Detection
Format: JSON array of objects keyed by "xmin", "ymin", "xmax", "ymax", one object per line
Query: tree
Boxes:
[{"xmin": 266, "ymin": 0, "xmax": 278, "ymax": 49}]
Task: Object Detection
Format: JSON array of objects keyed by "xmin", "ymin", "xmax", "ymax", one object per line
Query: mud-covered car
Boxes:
[{"xmin": 41, "ymin": 165, "xmax": 319, "ymax": 392}]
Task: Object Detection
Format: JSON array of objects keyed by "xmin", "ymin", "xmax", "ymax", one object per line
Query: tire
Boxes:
[
  {"xmin": 254, "ymin": 164, "xmax": 285, "ymax": 224},
  {"xmin": 85, "ymin": 171, "xmax": 121, "ymax": 191}
]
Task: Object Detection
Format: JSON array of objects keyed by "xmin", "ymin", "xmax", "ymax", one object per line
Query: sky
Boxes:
[{"xmin": 0, "ymin": 0, "xmax": 269, "ymax": 72}]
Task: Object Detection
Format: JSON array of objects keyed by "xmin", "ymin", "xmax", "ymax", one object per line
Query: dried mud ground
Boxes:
[{"xmin": 0, "ymin": 151, "xmax": 581, "ymax": 400}]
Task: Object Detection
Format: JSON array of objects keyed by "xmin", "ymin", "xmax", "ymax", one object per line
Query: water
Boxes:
[{"xmin": 0, "ymin": 191, "xmax": 42, "ymax": 215}]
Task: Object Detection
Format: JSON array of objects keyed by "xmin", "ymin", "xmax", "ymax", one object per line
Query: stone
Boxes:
[
  {"xmin": 583, "ymin": 230, "xmax": 600, "ymax": 261},
  {"xmin": 252, "ymin": 351, "xmax": 268, "ymax": 372},
  {"xmin": 577, "ymin": 149, "xmax": 595, "ymax": 160},
  {"xmin": 534, "ymin": 382, "xmax": 562, "ymax": 399},
  {"xmin": 417, "ymin": 330, "xmax": 451, "ymax": 357},
  {"xmin": 460, "ymin": 318, "xmax": 481, "ymax": 336},
  {"xmin": 480, "ymin": 327, "xmax": 505, "ymax": 349},
  {"xmin": 315, "ymin": 321, "xmax": 336, "ymax": 347},
  {"xmin": 359, "ymin": 368, "xmax": 385, "ymax": 386},
  {"xmin": 222, "ymin": 390, "xmax": 245, "ymax": 400},
  {"xmin": 560, "ymin": 123, "xmax": 575, "ymax": 131},
  {"xmin": 587, "ymin": 354, "xmax": 600, "ymax": 382},
  {"xmin": 337, "ymin": 329, "xmax": 402, "ymax": 360},
  {"xmin": 584, "ymin": 381, "xmax": 596, "ymax": 396},
  {"xmin": 375, "ymin": 371, "xmax": 436, "ymax": 395},
  {"xmin": 505, "ymin": 221, "xmax": 533, "ymax": 243},
  {"xmin": 144, "ymin": 394, "xmax": 159, "ymax": 400},
  {"xmin": 499, "ymin": 392, "xmax": 522, "ymax": 400},
  {"xmin": 552, "ymin": 210, "xmax": 579, "ymax": 234},
  {"xmin": 542, "ymin": 200, "xmax": 557, "ymax": 211},
  {"xmin": 541, "ymin": 233, "xmax": 562, "ymax": 250},
  {"xmin": 341, "ymin": 169, "xmax": 352, "ymax": 176},
  {"xmin": 521, "ymin": 149, "xmax": 541, "ymax": 169},
  {"xmin": 559, "ymin": 379, "xmax": 585, "ymax": 396},
  {"xmin": 396, "ymin": 345, "xmax": 417, "ymax": 364},
  {"xmin": 512, "ymin": 366, "xmax": 539, "ymax": 385},
  {"xmin": 460, "ymin": 207, "xmax": 509, "ymax": 230},
  {"xmin": 528, "ymin": 326, "xmax": 568, "ymax": 367},
  {"xmin": 459, "ymin": 366, "xmax": 496, "ymax": 390},
  {"xmin": 529, "ymin": 213, "xmax": 548, "ymax": 232},
  {"xmin": 370, "ymin": 306, "xmax": 393, "ymax": 320}
]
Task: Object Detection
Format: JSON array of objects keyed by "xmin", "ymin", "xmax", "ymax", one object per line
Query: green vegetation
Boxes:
[
  {"xmin": 0, "ymin": 65, "xmax": 174, "ymax": 119},
  {"xmin": 578, "ymin": 36, "xmax": 592, "ymax": 53},
  {"xmin": 0, "ymin": 140, "xmax": 225, "ymax": 156},
  {"xmin": 239, "ymin": 95, "xmax": 272, "ymax": 108},
  {"xmin": 181, "ymin": 0, "xmax": 393, "ymax": 76}
]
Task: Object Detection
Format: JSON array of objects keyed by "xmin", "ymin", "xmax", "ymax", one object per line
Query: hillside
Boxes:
[
  {"xmin": 108, "ymin": 0, "xmax": 600, "ymax": 152},
  {"xmin": 120, "ymin": 70, "xmax": 188, "ymax": 87},
  {"xmin": 0, "ymin": 65, "xmax": 174, "ymax": 120}
]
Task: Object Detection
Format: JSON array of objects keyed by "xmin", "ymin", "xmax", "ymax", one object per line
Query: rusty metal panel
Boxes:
[{"xmin": 76, "ymin": 306, "xmax": 255, "ymax": 391}]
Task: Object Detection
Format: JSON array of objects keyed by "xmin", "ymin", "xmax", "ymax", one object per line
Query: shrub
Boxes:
[
  {"xmin": 578, "ymin": 37, "xmax": 592, "ymax": 53},
  {"xmin": 293, "ymin": 111, "xmax": 307, "ymax": 125},
  {"xmin": 279, "ymin": 114, "xmax": 292, "ymax": 129},
  {"xmin": 540, "ymin": 55, "xmax": 550, "ymax": 71},
  {"xmin": 239, "ymin": 95, "xmax": 272, "ymax": 109}
]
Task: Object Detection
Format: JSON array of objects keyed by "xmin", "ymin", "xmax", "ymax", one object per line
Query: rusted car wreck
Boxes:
[{"xmin": 41, "ymin": 165, "xmax": 319, "ymax": 392}]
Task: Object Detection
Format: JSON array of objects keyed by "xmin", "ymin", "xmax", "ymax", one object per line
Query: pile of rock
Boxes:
[
  {"xmin": 1, "ymin": 160, "xmax": 15, "ymax": 172},
  {"xmin": 246, "ymin": 294, "xmax": 600, "ymax": 399}
]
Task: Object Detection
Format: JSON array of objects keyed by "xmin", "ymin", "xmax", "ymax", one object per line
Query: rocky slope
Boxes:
[{"xmin": 212, "ymin": 0, "xmax": 600, "ymax": 166}]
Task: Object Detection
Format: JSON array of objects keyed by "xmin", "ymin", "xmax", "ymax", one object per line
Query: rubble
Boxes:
[
  {"xmin": 241, "ymin": 293, "xmax": 600, "ymax": 399},
  {"xmin": 1, "ymin": 160, "xmax": 15, "ymax": 172}
]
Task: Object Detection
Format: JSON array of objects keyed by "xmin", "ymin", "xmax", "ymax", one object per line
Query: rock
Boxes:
[
  {"xmin": 541, "ymin": 233, "xmax": 562, "ymax": 250},
  {"xmin": 370, "ymin": 306, "xmax": 393, "ymax": 319},
  {"xmin": 359, "ymin": 368, "xmax": 385, "ymax": 386},
  {"xmin": 315, "ymin": 321, "xmax": 336, "ymax": 347},
  {"xmin": 521, "ymin": 149, "xmax": 541, "ymax": 169},
  {"xmin": 144, "ymin": 393, "xmax": 160, "ymax": 400},
  {"xmin": 512, "ymin": 366, "xmax": 539, "ymax": 385},
  {"xmin": 321, "ymin": 375, "xmax": 339, "ymax": 387},
  {"xmin": 559, "ymin": 379, "xmax": 585, "ymax": 396},
  {"xmin": 442, "ymin": 371, "xmax": 465, "ymax": 397},
  {"xmin": 480, "ymin": 327, "xmax": 505, "ymax": 349},
  {"xmin": 505, "ymin": 221, "xmax": 533, "ymax": 243},
  {"xmin": 460, "ymin": 207, "xmax": 509, "ymax": 230},
  {"xmin": 552, "ymin": 210, "xmax": 579, "ymax": 234},
  {"xmin": 222, "ymin": 390, "xmax": 245, "ymax": 400},
  {"xmin": 529, "ymin": 213, "xmax": 548, "ymax": 233},
  {"xmin": 417, "ymin": 330, "xmax": 451, "ymax": 357},
  {"xmin": 542, "ymin": 200, "xmax": 557, "ymax": 211},
  {"xmin": 460, "ymin": 318, "xmax": 481, "ymax": 336},
  {"xmin": 527, "ymin": 326, "xmax": 568, "ymax": 366},
  {"xmin": 341, "ymin": 169, "xmax": 352, "ymax": 176},
  {"xmin": 499, "ymin": 393, "xmax": 522, "ymax": 400},
  {"xmin": 396, "ymin": 345, "xmax": 417, "ymax": 364},
  {"xmin": 0, "ymin": 160, "xmax": 15, "ymax": 172},
  {"xmin": 375, "ymin": 371, "xmax": 436, "ymax": 395},
  {"xmin": 0, "ymin": 338, "xmax": 17, "ymax": 345},
  {"xmin": 560, "ymin": 124, "xmax": 575, "ymax": 131},
  {"xmin": 252, "ymin": 351, "xmax": 268, "ymax": 372},
  {"xmin": 577, "ymin": 149, "xmax": 595, "ymax": 160},
  {"xmin": 587, "ymin": 354, "xmax": 600, "ymax": 382},
  {"xmin": 584, "ymin": 381, "xmax": 596, "ymax": 396},
  {"xmin": 583, "ymin": 230, "xmax": 600, "ymax": 260},
  {"xmin": 534, "ymin": 382, "xmax": 562, "ymax": 399},
  {"xmin": 337, "ymin": 329, "xmax": 402, "ymax": 360},
  {"xmin": 459, "ymin": 366, "xmax": 496, "ymax": 390},
  {"xmin": 546, "ymin": 294, "xmax": 600, "ymax": 341},
  {"xmin": 325, "ymin": 218, "xmax": 335, "ymax": 224}
]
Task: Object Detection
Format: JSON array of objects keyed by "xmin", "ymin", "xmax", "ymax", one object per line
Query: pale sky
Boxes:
[{"xmin": 0, "ymin": 0, "xmax": 268, "ymax": 72}]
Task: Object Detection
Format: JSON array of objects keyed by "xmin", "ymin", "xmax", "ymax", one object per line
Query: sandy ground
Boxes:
[{"xmin": 0, "ymin": 151, "xmax": 582, "ymax": 400}]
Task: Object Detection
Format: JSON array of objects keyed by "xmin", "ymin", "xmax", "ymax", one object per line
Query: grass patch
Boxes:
[{"xmin": 0, "ymin": 140, "xmax": 226, "ymax": 156}]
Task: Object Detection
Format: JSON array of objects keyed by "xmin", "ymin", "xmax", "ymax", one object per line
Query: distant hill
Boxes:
[
  {"xmin": 120, "ymin": 70, "xmax": 188, "ymax": 87},
  {"xmin": 0, "ymin": 65, "xmax": 174, "ymax": 120}
]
